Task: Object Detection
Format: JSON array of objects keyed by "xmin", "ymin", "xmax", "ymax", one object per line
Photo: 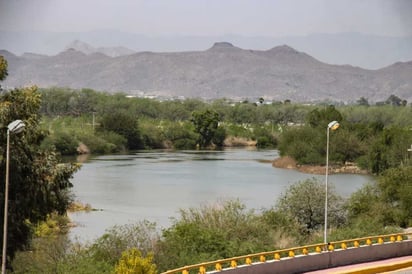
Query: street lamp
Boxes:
[
  {"xmin": 324, "ymin": 120, "xmax": 339, "ymax": 246},
  {"xmin": 2, "ymin": 120, "xmax": 25, "ymax": 274}
]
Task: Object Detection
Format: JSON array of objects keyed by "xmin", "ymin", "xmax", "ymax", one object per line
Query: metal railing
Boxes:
[{"xmin": 161, "ymin": 232, "xmax": 412, "ymax": 274}]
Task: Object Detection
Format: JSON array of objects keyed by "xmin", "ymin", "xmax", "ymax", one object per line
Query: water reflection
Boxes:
[{"xmin": 69, "ymin": 149, "xmax": 373, "ymax": 242}]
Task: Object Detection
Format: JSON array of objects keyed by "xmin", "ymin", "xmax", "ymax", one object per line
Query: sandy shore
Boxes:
[{"xmin": 272, "ymin": 156, "xmax": 368, "ymax": 175}]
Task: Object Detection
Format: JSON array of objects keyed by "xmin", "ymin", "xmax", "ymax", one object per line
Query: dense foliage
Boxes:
[
  {"xmin": 0, "ymin": 56, "xmax": 7, "ymax": 82},
  {"xmin": 36, "ymin": 87, "xmax": 412, "ymax": 175},
  {"xmin": 191, "ymin": 109, "xmax": 225, "ymax": 148},
  {"xmin": 0, "ymin": 87, "xmax": 79, "ymax": 269},
  {"xmin": 11, "ymin": 170, "xmax": 409, "ymax": 272}
]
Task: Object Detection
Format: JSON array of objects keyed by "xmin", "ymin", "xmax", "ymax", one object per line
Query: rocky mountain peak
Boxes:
[
  {"xmin": 63, "ymin": 40, "xmax": 135, "ymax": 57},
  {"xmin": 65, "ymin": 40, "xmax": 95, "ymax": 54},
  {"xmin": 208, "ymin": 42, "xmax": 239, "ymax": 51},
  {"xmin": 267, "ymin": 44, "xmax": 300, "ymax": 54}
]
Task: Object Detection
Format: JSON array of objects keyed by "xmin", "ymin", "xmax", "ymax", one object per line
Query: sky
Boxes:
[{"xmin": 0, "ymin": 0, "xmax": 411, "ymax": 37}]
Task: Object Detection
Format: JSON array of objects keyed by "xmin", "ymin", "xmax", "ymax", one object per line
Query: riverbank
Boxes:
[{"xmin": 272, "ymin": 156, "xmax": 368, "ymax": 175}]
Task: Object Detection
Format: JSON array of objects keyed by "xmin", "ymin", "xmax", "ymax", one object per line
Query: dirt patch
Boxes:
[
  {"xmin": 272, "ymin": 156, "xmax": 367, "ymax": 175},
  {"xmin": 272, "ymin": 156, "xmax": 298, "ymax": 170},
  {"xmin": 224, "ymin": 137, "xmax": 257, "ymax": 147}
]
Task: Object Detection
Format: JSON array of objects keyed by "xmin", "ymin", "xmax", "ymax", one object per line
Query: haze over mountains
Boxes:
[
  {"xmin": 1, "ymin": 39, "xmax": 411, "ymax": 103},
  {"xmin": 1, "ymin": 30, "xmax": 412, "ymax": 69}
]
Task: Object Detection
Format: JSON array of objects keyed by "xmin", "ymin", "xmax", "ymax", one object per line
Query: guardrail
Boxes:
[{"xmin": 161, "ymin": 232, "xmax": 412, "ymax": 274}]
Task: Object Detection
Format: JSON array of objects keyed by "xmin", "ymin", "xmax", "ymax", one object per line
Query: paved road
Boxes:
[{"xmin": 303, "ymin": 255, "xmax": 412, "ymax": 274}]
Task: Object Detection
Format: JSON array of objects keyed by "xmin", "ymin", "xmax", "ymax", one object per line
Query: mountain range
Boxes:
[
  {"xmin": 1, "ymin": 30, "xmax": 412, "ymax": 69},
  {"xmin": 1, "ymin": 41, "xmax": 412, "ymax": 103}
]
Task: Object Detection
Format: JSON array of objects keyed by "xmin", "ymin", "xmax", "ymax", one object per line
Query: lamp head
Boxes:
[
  {"xmin": 7, "ymin": 120, "xmax": 25, "ymax": 134},
  {"xmin": 328, "ymin": 121, "xmax": 340, "ymax": 131}
]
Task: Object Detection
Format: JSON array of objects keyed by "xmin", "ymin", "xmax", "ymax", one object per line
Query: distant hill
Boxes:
[
  {"xmin": 65, "ymin": 40, "xmax": 135, "ymax": 57},
  {"xmin": 1, "ymin": 43, "xmax": 411, "ymax": 103}
]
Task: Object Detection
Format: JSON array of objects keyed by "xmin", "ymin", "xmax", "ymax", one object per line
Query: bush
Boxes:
[
  {"xmin": 163, "ymin": 122, "xmax": 198, "ymax": 150},
  {"xmin": 278, "ymin": 126, "xmax": 324, "ymax": 165},
  {"xmin": 99, "ymin": 111, "xmax": 143, "ymax": 150},
  {"xmin": 140, "ymin": 121, "xmax": 166, "ymax": 149},
  {"xmin": 43, "ymin": 131, "xmax": 79, "ymax": 155},
  {"xmin": 88, "ymin": 221, "xmax": 159, "ymax": 266},
  {"xmin": 276, "ymin": 178, "xmax": 346, "ymax": 237},
  {"xmin": 211, "ymin": 126, "xmax": 226, "ymax": 148},
  {"xmin": 156, "ymin": 200, "xmax": 276, "ymax": 271},
  {"xmin": 90, "ymin": 131, "xmax": 127, "ymax": 153},
  {"xmin": 115, "ymin": 249, "xmax": 157, "ymax": 274}
]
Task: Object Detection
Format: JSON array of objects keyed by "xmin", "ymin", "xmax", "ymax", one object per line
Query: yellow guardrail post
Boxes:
[
  {"xmin": 302, "ymin": 247, "xmax": 308, "ymax": 255},
  {"xmin": 245, "ymin": 257, "xmax": 252, "ymax": 265}
]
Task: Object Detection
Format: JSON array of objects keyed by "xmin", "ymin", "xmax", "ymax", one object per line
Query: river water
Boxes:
[{"xmin": 69, "ymin": 149, "xmax": 373, "ymax": 242}]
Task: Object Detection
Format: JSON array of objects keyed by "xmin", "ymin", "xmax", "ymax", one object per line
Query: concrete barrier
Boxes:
[{"xmin": 217, "ymin": 241, "xmax": 412, "ymax": 274}]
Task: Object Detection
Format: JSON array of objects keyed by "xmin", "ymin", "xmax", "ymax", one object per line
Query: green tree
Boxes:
[
  {"xmin": 344, "ymin": 183, "xmax": 391, "ymax": 232},
  {"xmin": 356, "ymin": 97, "xmax": 369, "ymax": 106},
  {"xmin": 278, "ymin": 126, "xmax": 324, "ymax": 164},
  {"xmin": 366, "ymin": 127, "xmax": 412, "ymax": 174},
  {"xmin": 211, "ymin": 126, "xmax": 226, "ymax": 148},
  {"xmin": 276, "ymin": 178, "xmax": 346, "ymax": 236},
  {"xmin": 163, "ymin": 122, "xmax": 198, "ymax": 149},
  {"xmin": 0, "ymin": 55, "xmax": 8, "ymax": 82},
  {"xmin": 99, "ymin": 110, "xmax": 142, "ymax": 150},
  {"xmin": 306, "ymin": 105, "xmax": 343, "ymax": 128},
  {"xmin": 226, "ymin": 103, "xmax": 257, "ymax": 124},
  {"xmin": 0, "ymin": 87, "xmax": 79, "ymax": 268},
  {"xmin": 191, "ymin": 109, "xmax": 221, "ymax": 148},
  {"xmin": 378, "ymin": 166, "xmax": 412, "ymax": 227},
  {"xmin": 341, "ymin": 167, "xmax": 412, "ymax": 237},
  {"xmin": 385, "ymin": 94, "xmax": 403, "ymax": 106}
]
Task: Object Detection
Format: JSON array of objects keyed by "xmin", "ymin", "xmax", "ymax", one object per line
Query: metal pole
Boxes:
[
  {"xmin": 2, "ymin": 130, "xmax": 10, "ymax": 274},
  {"xmin": 324, "ymin": 127, "xmax": 330, "ymax": 245}
]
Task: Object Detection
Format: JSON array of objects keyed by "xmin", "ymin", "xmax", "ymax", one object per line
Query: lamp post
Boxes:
[
  {"xmin": 324, "ymin": 120, "xmax": 339, "ymax": 246},
  {"xmin": 2, "ymin": 120, "xmax": 25, "ymax": 274}
]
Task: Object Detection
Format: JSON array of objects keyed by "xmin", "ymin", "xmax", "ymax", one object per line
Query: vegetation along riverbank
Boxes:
[{"xmin": 272, "ymin": 156, "xmax": 368, "ymax": 175}]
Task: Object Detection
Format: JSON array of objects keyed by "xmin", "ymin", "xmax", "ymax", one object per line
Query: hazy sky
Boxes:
[{"xmin": 0, "ymin": 0, "xmax": 411, "ymax": 37}]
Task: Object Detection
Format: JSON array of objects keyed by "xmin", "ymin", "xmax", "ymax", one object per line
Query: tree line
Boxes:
[{"xmin": 37, "ymin": 87, "xmax": 412, "ymax": 175}]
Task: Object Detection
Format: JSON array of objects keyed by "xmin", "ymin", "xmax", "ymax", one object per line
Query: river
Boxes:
[{"xmin": 69, "ymin": 149, "xmax": 373, "ymax": 242}]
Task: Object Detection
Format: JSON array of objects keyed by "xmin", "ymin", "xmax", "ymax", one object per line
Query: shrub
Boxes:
[
  {"xmin": 46, "ymin": 131, "xmax": 79, "ymax": 155},
  {"xmin": 90, "ymin": 131, "xmax": 127, "ymax": 153},
  {"xmin": 115, "ymin": 249, "xmax": 157, "ymax": 274}
]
